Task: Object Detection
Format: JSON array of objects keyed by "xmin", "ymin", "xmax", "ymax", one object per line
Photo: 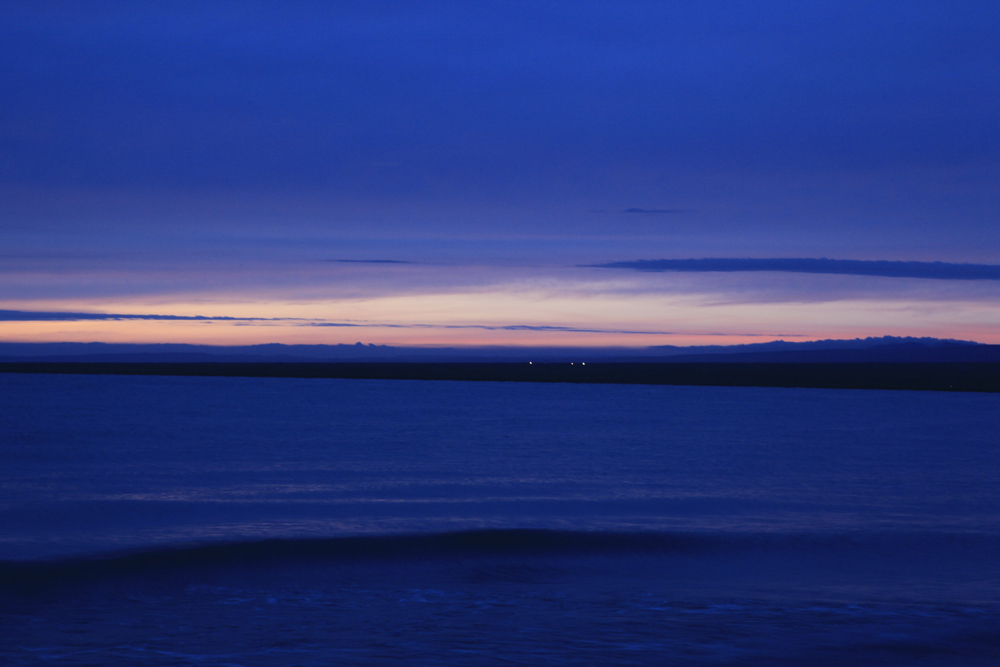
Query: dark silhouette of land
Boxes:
[
  {"xmin": 1, "ymin": 362, "xmax": 997, "ymax": 392},
  {"xmin": 1, "ymin": 337, "xmax": 999, "ymax": 364}
]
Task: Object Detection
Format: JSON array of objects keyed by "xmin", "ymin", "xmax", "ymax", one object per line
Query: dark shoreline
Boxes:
[{"xmin": 1, "ymin": 361, "xmax": 998, "ymax": 392}]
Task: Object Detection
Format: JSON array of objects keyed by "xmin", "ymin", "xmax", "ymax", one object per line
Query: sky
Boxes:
[{"xmin": 2, "ymin": 1, "xmax": 999, "ymax": 347}]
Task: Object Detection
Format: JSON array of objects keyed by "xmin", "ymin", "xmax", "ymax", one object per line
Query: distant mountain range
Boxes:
[{"xmin": 1, "ymin": 336, "xmax": 998, "ymax": 363}]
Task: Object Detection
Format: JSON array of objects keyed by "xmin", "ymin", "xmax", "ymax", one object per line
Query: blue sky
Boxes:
[{"xmin": 2, "ymin": 1, "xmax": 998, "ymax": 346}]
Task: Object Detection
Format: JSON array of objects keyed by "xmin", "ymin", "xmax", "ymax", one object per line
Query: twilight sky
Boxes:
[{"xmin": 2, "ymin": 1, "xmax": 999, "ymax": 347}]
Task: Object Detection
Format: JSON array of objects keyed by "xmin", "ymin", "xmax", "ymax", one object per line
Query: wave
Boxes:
[{"xmin": 3, "ymin": 528, "xmax": 998, "ymax": 594}]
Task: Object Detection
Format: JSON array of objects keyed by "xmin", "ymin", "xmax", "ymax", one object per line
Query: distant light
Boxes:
[
  {"xmin": 582, "ymin": 362, "xmax": 585, "ymax": 365},
  {"xmin": 570, "ymin": 362, "xmax": 574, "ymax": 365},
  {"xmin": 529, "ymin": 361, "xmax": 532, "ymax": 364}
]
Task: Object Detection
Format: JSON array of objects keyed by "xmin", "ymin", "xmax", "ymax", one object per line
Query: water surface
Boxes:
[{"xmin": 1, "ymin": 373, "xmax": 998, "ymax": 665}]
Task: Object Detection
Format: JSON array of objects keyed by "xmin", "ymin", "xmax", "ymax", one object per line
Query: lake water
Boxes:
[{"xmin": 1, "ymin": 373, "xmax": 999, "ymax": 665}]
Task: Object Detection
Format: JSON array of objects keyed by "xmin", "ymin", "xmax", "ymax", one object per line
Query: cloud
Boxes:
[
  {"xmin": 587, "ymin": 258, "xmax": 1000, "ymax": 281},
  {"xmin": 0, "ymin": 309, "xmax": 797, "ymax": 337},
  {"xmin": 323, "ymin": 259, "xmax": 414, "ymax": 264},
  {"xmin": 0, "ymin": 310, "xmax": 294, "ymax": 322},
  {"xmin": 309, "ymin": 322, "xmax": 792, "ymax": 337},
  {"xmin": 622, "ymin": 208, "xmax": 693, "ymax": 214},
  {"xmin": 1, "ymin": 308, "xmax": 803, "ymax": 339}
]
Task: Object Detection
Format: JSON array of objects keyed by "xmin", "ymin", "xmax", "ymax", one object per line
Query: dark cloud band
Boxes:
[
  {"xmin": 587, "ymin": 258, "xmax": 1000, "ymax": 281},
  {"xmin": 622, "ymin": 208, "xmax": 693, "ymax": 214},
  {"xmin": 0, "ymin": 310, "xmax": 791, "ymax": 338},
  {"xmin": 0, "ymin": 310, "xmax": 287, "ymax": 322},
  {"xmin": 323, "ymin": 259, "xmax": 414, "ymax": 264},
  {"xmin": 308, "ymin": 322, "xmax": 761, "ymax": 336}
]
